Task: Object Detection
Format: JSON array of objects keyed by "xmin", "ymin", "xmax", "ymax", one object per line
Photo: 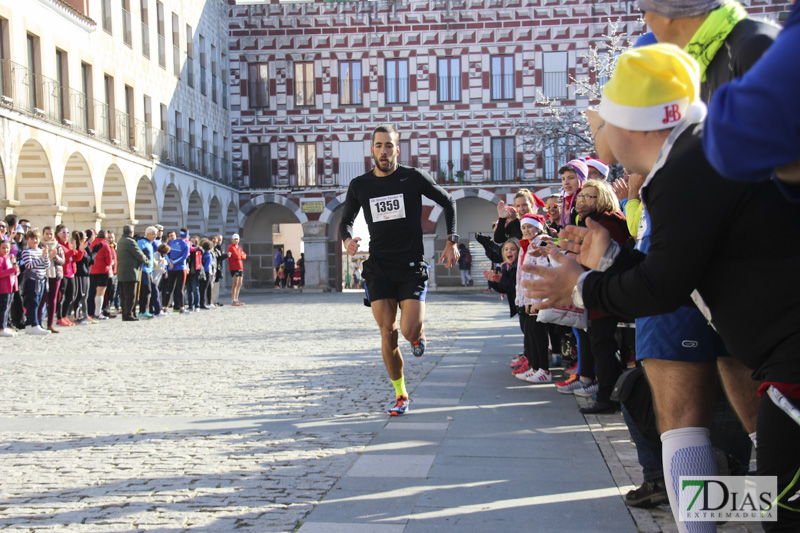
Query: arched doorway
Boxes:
[
  {"xmin": 186, "ymin": 189, "xmax": 205, "ymax": 237},
  {"xmin": 15, "ymin": 139, "xmax": 56, "ymax": 228},
  {"xmin": 207, "ymin": 196, "xmax": 224, "ymax": 236},
  {"xmin": 133, "ymin": 176, "xmax": 159, "ymax": 233},
  {"xmin": 100, "ymin": 164, "xmax": 130, "ymax": 234},
  {"xmin": 60, "ymin": 152, "xmax": 96, "ymax": 231},
  {"xmin": 160, "ymin": 183, "xmax": 183, "ymax": 232},
  {"xmin": 225, "ymin": 201, "xmax": 238, "ymax": 236},
  {"xmin": 241, "ymin": 201, "xmax": 302, "ymax": 288}
]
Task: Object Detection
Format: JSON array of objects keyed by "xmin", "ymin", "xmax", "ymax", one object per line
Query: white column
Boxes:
[
  {"xmin": 423, "ymin": 233, "xmax": 437, "ymax": 290},
  {"xmin": 301, "ymin": 221, "xmax": 330, "ymax": 293}
]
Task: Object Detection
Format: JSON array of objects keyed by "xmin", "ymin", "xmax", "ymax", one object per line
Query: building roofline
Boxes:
[{"xmin": 35, "ymin": 0, "xmax": 97, "ymax": 31}]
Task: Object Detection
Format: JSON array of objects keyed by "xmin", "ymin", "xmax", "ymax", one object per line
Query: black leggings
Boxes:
[
  {"xmin": 758, "ymin": 392, "xmax": 800, "ymax": 532},
  {"xmin": 578, "ymin": 316, "xmax": 622, "ymax": 403},
  {"xmin": 524, "ymin": 312, "xmax": 550, "ymax": 371},
  {"xmin": 166, "ymin": 271, "xmax": 185, "ymax": 311},
  {"xmin": 59, "ymin": 277, "xmax": 76, "ymax": 320}
]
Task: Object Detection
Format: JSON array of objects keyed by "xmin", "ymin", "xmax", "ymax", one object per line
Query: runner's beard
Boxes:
[{"xmin": 373, "ymin": 154, "xmax": 396, "ymax": 173}]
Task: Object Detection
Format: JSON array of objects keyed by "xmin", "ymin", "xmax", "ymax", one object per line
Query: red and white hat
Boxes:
[
  {"xmin": 584, "ymin": 158, "xmax": 609, "ymax": 178},
  {"xmin": 520, "ymin": 214, "xmax": 546, "ymax": 231}
]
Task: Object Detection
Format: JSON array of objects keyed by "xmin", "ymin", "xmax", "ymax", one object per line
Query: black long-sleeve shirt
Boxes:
[
  {"xmin": 582, "ymin": 125, "xmax": 800, "ymax": 383},
  {"xmin": 339, "ymin": 165, "xmax": 456, "ymax": 265}
]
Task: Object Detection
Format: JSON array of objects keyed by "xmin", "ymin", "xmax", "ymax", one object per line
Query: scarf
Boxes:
[{"xmin": 684, "ymin": 1, "xmax": 747, "ymax": 81}]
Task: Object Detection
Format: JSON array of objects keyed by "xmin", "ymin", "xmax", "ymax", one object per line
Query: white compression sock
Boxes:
[
  {"xmin": 95, "ymin": 296, "xmax": 104, "ymax": 316},
  {"xmin": 749, "ymin": 431, "xmax": 757, "ymax": 449},
  {"xmin": 661, "ymin": 427, "xmax": 717, "ymax": 533}
]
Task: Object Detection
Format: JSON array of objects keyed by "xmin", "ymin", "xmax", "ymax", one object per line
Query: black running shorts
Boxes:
[{"xmin": 362, "ymin": 259, "xmax": 428, "ymax": 304}]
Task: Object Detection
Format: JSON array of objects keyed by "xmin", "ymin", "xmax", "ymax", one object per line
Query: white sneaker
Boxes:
[
  {"xmin": 0, "ymin": 328, "xmax": 16, "ymax": 337},
  {"xmin": 27, "ymin": 325, "xmax": 51, "ymax": 335},
  {"xmin": 155, "ymin": 311, "xmax": 167, "ymax": 317},
  {"xmin": 573, "ymin": 381, "xmax": 599, "ymax": 397},
  {"xmin": 514, "ymin": 368, "xmax": 539, "ymax": 381},
  {"xmin": 525, "ymin": 369, "xmax": 553, "ymax": 383}
]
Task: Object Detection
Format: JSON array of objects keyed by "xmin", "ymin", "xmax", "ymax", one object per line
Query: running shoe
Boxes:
[
  {"xmin": 511, "ymin": 356, "xmax": 528, "ymax": 368},
  {"xmin": 564, "ymin": 363, "xmax": 579, "ymax": 375},
  {"xmin": 0, "ymin": 329, "xmax": 16, "ymax": 337},
  {"xmin": 56, "ymin": 318, "xmax": 71, "ymax": 327},
  {"xmin": 514, "ymin": 367, "xmax": 539, "ymax": 381},
  {"xmin": 388, "ymin": 396, "xmax": 411, "ymax": 416},
  {"xmin": 75, "ymin": 320, "xmax": 90, "ymax": 326},
  {"xmin": 555, "ymin": 374, "xmax": 578, "ymax": 387},
  {"xmin": 510, "ymin": 354, "xmax": 526, "ymax": 367},
  {"xmin": 526, "ymin": 369, "xmax": 553, "ymax": 383},
  {"xmin": 155, "ymin": 311, "xmax": 167, "ymax": 317},
  {"xmin": 511, "ymin": 361, "xmax": 531, "ymax": 375},
  {"xmin": 94, "ymin": 314, "xmax": 109, "ymax": 320},
  {"xmin": 411, "ymin": 337, "xmax": 426, "ymax": 357},
  {"xmin": 573, "ymin": 381, "xmax": 599, "ymax": 398},
  {"xmin": 138, "ymin": 312, "xmax": 154, "ymax": 318},
  {"xmin": 557, "ymin": 376, "xmax": 588, "ymax": 394}
]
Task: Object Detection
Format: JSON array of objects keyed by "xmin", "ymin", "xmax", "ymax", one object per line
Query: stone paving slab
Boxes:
[
  {"xmin": 0, "ymin": 288, "xmax": 762, "ymax": 532},
  {"xmin": 0, "ymin": 291, "xmax": 480, "ymax": 532}
]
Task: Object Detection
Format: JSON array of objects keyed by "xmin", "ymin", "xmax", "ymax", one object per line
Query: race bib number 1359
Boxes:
[{"xmin": 369, "ymin": 194, "xmax": 406, "ymax": 222}]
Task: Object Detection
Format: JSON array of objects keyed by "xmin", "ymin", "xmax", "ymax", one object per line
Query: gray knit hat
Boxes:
[{"xmin": 636, "ymin": 0, "xmax": 725, "ymax": 18}]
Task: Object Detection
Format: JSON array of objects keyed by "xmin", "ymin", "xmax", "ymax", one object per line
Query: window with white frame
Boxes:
[
  {"xmin": 295, "ymin": 62, "xmax": 314, "ymax": 106},
  {"xmin": 385, "ymin": 59, "xmax": 408, "ymax": 104},
  {"xmin": 248, "ymin": 63, "xmax": 268, "ymax": 108},
  {"xmin": 297, "ymin": 142, "xmax": 316, "ymax": 186},
  {"xmin": 542, "ymin": 52, "xmax": 568, "ymax": 99},
  {"xmin": 339, "ymin": 60, "xmax": 361, "ymax": 105},
  {"xmin": 437, "ymin": 139, "xmax": 462, "ymax": 182},
  {"xmin": 491, "ymin": 137, "xmax": 515, "ymax": 181},
  {"xmin": 491, "ymin": 55, "xmax": 514, "ymax": 100},
  {"xmin": 437, "ymin": 57, "xmax": 460, "ymax": 102}
]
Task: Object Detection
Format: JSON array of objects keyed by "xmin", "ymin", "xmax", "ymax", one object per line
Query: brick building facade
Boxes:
[{"xmin": 227, "ymin": 0, "xmax": 789, "ymax": 290}]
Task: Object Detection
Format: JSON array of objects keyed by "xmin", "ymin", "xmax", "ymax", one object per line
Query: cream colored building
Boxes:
[{"xmin": 0, "ymin": 0, "xmax": 238, "ymax": 237}]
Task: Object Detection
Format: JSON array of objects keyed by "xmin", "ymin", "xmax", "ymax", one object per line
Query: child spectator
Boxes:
[
  {"xmin": 39, "ymin": 226, "xmax": 65, "ymax": 333},
  {"xmin": 72, "ymin": 230, "xmax": 93, "ymax": 325},
  {"xmin": 0, "ymin": 240, "xmax": 19, "ymax": 336},
  {"xmin": 20, "ymin": 229, "xmax": 52, "ymax": 335},
  {"xmin": 198, "ymin": 239, "xmax": 214, "ymax": 309},
  {"xmin": 514, "ymin": 214, "xmax": 552, "ymax": 383}
]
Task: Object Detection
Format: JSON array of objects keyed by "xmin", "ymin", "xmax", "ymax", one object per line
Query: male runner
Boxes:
[{"xmin": 340, "ymin": 124, "xmax": 458, "ymax": 416}]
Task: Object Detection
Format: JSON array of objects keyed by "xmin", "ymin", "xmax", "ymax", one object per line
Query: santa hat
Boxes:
[
  {"xmin": 520, "ymin": 214, "xmax": 546, "ymax": 232},
  {"xmin": 599, "ymin": 44, "xmax": 706, "ymax": 131},
  {"xmin": 584, "ymin": 158, "xmax": 609, "ymax": 178}
]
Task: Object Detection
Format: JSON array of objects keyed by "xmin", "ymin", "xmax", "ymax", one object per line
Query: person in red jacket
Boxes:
[
  {"xmin": 55, "ymin": 224, "xmax": 85, "ymax": 326},
  {"xmin": 227, "ymin": 233, "xmax": 247, "ymax": 306},
  {"xmin": 89, "ymin": 229, "xmax": 113, "ymax": 320}
]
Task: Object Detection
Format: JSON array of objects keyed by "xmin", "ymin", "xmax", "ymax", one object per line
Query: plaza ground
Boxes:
[{"xmin": 0, "ymin": 291, "xmax": 759, "ymax": 532}]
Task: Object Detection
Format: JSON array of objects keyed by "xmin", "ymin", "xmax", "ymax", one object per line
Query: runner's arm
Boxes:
[
  {"xmin": 420, "ymin": 170, "xmax": 457, "ymax": 236},
  {"xmin": 339, "ymin": 182, "xmax": 361, "ymax": 244}
]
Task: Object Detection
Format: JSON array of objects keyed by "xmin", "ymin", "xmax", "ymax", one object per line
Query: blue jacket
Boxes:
[
  {"xmin": 703, "ymin": 1, "xmax": 800, "ymax": 201},
  {"xmin": 166, "ymin": 238, "xmax": 190, "ymax": 271},
  {"xmin": 137, "ymin": 238, "xmax": 155, "ymax": 273},
  {"xmin": 202, "ymin": 251, "xmax": 213, "ymax": 274}
]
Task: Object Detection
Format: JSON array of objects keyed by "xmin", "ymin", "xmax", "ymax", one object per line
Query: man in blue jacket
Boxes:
[
  {"xmin": 166, "ymin": 228, "xmax": 190, "ymax": 313},
  {"xmin": 137, "ymin": 226, "xmax": 157, "ymax": 318}
]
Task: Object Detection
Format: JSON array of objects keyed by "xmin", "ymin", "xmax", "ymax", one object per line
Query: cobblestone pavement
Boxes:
[
  {"xmin": 0, "ymin": 289, "xmax": 761, "ymax": 532},
  {"xmin": 0, "ymin": 290, "xmax": 484, "ymax": 532}
]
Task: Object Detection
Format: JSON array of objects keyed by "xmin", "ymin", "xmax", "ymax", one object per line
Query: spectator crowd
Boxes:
[
  {"xmin": 475, "ymin": 1, "xmax": 800, "ymax": 531},
  {"xmin": 0, "ymin": 217, "xmax": 262, "ymax": 336}
]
